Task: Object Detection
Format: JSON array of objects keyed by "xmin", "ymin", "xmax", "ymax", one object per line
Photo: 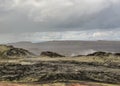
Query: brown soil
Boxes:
[
  {"xmin": 0, "ymin": 82, "xmax": 102, "ymax": 86},
  {"xmin": 0, "ymin": 82, "xmax": 23, "ymax": 86}
]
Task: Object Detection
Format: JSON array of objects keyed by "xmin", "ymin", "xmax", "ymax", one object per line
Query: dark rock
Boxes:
[
  {"xmin": 40, "ymin": 51, "xmax": 65, "ymax": 57},
  {"xmin": 114, "ymin": 53, "xmax": 120, "ymax": 56},
  {"xmin": 3, "ymin": 48, "xmax": 33, "ymax": 57},
  {"xmin": 87, "ymin": 51, "xmax": 112, "ymax": 57},
  {"xmin": 73, "ymin": 55, "xmax": 85, "ymax": 57}
]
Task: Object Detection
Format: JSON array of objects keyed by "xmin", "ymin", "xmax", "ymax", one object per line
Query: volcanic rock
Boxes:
[{"xmin": 40, "ymin": 51, "xmax": 65, "ymax": 57}]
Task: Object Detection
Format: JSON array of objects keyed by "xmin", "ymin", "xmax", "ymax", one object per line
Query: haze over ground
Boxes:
[
  {"xmin": 0, "ymin": 0, "xmax": 120, "ymax": 43},
  {"xmin": 8, "ymin": 41, "xmax": 120, "ymax": 56}
]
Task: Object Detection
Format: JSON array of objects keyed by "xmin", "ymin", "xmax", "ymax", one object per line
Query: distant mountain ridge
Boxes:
[{"xmin": 8, "ymin": 40, "xmax": 120, "ymax": 56}]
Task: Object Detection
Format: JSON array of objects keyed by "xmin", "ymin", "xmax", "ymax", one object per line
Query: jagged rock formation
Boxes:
[
  {"xmin": 0, "ymin": 45, "xmax": 33, "ymax": 58},
  {"xmin": 40, "ymin": 51, "xmax": 65, "ymax": 57}
]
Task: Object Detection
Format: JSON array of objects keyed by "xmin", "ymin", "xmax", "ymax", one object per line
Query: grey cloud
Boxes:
[{"xmin": 0, "ymin": 0, "xmax": 120, "ymax": 34}]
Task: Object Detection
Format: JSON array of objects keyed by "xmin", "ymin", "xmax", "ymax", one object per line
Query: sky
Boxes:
[{"xmin": 0, "ymin": 0, "xmax": 120, "ymax": 43}]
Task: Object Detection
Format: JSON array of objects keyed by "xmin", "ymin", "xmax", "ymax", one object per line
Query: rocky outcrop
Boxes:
[
  {"xmin": 73, "ymin": 51, "xmax": 120, "ymax": 57},
  {"xmin": 0, "ymin": 61, "xmax": 119, "ymax": 84},
  {"xmin": 87, "ymin": 51, "xmax": 112, "ymax": 57},
  {"xmin": 39, "ymin": 71, "xmax": 120, "ymax": 84},
  {"xmin": 114, "ymin": 53, "xmax": 120, "ymax": 56},
  {"xmin": 40, "ymin": 51, "xmax": 65, "ymax": 57},
  {"xmin": 0, "ymin": 45, "xmax": 33, "ymax": 58},
  {"xmin": 3, "ymin": 48, "xmax": 33, "ymax": 57}
]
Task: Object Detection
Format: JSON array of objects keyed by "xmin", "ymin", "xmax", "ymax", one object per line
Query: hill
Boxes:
[{"xmin": 0, "ymin": 45, "xmax": 33, "ymax": 58}]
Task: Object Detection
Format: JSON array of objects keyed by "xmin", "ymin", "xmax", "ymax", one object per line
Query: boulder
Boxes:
[
  {"xmin": 114, "ymin": 53, "xmax": 120, "ymax": 56},
  {"xmin": 87, "ymin": 51, "xmax": 112, "ymax": 57},
  {"xmin": 40, "ymin": 51, "xmax": 65, "ymax": 57}
]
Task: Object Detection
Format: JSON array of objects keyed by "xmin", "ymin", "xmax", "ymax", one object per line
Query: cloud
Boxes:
[
  {"xmin": 0, "ymin": 0, "xmax": 120, "ymax": 42},
  {"xmin": 0, "ymin": 30, "xmax": 120, "ymax": 43},
  {"xmin": 0, "ymin": 0, "xmax": 120, "ymax": 34},
  {"xmin": 93, "ymin": 32, "xmax": 109, "ymax": 37}
]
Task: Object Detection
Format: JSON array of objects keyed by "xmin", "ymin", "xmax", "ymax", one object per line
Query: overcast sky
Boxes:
[{"xmin": 0, "ymin": 0, "xmax": 120, "ymax": 43}]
